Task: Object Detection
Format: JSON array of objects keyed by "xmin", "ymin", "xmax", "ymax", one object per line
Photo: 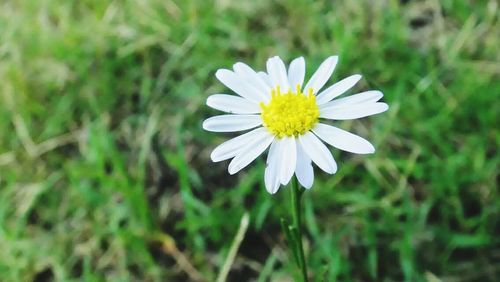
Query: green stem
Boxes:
[{"xmin": 290, "ymin": 177, "xmax": 308, "ymax": 282}]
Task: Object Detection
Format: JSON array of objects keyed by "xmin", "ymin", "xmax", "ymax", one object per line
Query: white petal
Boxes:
[
  {"xmin": 265, "ymin": 141, "xmax": 282, "ymax": 194},
  {"xmin": 312, "ymin": 123, "xmax": 375, "ymax": 154},
  {"xmin": 287, "ymin": 57, "xmax": 305, "ymax": 89},
  {"xmin": 321, "ymin": 90, "xmax": 383, "ymax": 108},
  {"xmin": 210, "ymin": 127, "xmax": 269, "ymax": 162},
  {"xmin": 215, "ymin": 69, "xmax": 264, "ymax": 103},
  {"xmin": 266, "ymin": 56, "xmax": 289, "ymax": 91},
  {"xmin": 303, "ymin": 56, "xmax": 338, "ymax": 94},
  {"xmin": 298, "ymin": 132, "xmax": 337, "ymax": 174},
  {"xmin": 295, "ymin": 143, "xmax": 314, "ymax": 189},
  {"xmin": 279, "ymin": 137, "xmax": 297, "ymax": 185},
  {"xmin": 266, "ymin": 137, "xmax": 278, "ymax": 164},
  {"xmin": 202, "ymin": 115, "xmax": 262, "ymax": 132},
  {"xmin": 258, "ymin": 72, "xmax": 272, "ymax": 87},
  {"xmin": 207, "ymin": 94, "xmax": 261, "ymax": 114},
  {"xmin": 320, "ymin": 102, "xmax": 389, "ymax": 120},
  {"xmin": 228, "ymin": 131, "xmax": 274, "ymax": 174},
  {"xmin": 316, "ymin": 74, "xmax": 362, "ymax": 105},
  {"xmin": 233, "ymin": 62, "xmax": 271, "ymax": 101}
]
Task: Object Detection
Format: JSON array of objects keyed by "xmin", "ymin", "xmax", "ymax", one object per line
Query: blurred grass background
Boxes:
[{"xmin": 0, "ymin": 0, "xmax": 499, "ymax": 281}]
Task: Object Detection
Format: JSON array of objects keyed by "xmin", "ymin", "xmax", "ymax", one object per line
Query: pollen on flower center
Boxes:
[{"xmin": 260, "ymin": 85, "xmax": 320, "ymax": 138}]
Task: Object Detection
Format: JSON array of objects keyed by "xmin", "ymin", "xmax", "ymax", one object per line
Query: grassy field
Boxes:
[{"xmin": 0, "ymin": 0, "xmax": 499, "ymax": 281}]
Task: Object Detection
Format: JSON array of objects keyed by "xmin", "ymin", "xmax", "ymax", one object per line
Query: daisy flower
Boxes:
[{"xmin": 203, "ymin": 56, "xmax": 388, "ymax": 194}]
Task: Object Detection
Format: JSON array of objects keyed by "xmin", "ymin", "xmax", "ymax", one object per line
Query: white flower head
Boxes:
[{"xmin": 203, "ymin": 56, "xmax": 389, "ymax": 194}]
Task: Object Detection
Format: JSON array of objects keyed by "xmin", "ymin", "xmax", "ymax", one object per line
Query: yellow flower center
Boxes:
[{"xmin": 260, "ymin": 85, "xmax": 320, "ymax": 138}]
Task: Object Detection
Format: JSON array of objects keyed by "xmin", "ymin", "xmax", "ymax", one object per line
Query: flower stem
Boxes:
[{"xmin": 290, "ymin": 177, "xmax": 308, "ymax": 282}]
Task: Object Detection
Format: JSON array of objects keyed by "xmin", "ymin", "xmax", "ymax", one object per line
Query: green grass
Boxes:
[{"xmin": 0, "ymin": 0, "xmax": 498, "ymax": 281}]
